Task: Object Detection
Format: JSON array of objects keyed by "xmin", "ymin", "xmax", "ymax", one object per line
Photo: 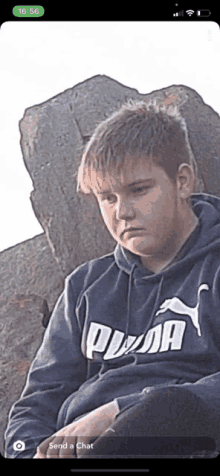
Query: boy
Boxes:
[{"xmin": 4, "ymin": 99, "xmax": 220, "ymax": 458}]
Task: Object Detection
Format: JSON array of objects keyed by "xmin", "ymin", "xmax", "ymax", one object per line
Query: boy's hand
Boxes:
[{"xmin": 33, "ymin": 400, "xmax": 119, "ymax": 458}]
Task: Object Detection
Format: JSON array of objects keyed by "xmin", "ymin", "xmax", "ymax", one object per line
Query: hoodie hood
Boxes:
[
  {"xmin": 114, "ymin": 193, "xmax": 220, "ymax": 345},
  {"xmin": 114, "ymin": 193, "xmax": 220, "ymax": 276}
]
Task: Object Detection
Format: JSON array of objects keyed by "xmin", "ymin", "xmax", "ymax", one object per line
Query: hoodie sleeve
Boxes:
[
  {"xmin": 4, "ymin": 275, "xmax": 87, "ymax": 459},
  {"xmin": 114, "ymin": 370, "xmax": 220, "ymax": 426}
]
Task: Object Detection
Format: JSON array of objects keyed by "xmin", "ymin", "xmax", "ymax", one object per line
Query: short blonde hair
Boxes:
[{"xmin": 77, "ymin": 97, "xmax": 202, "ymax": 195}]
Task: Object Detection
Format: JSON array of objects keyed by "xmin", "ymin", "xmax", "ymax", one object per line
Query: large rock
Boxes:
[
  {"xmin": 19, "ymin": 75, "xmax": 220, "ymax": 276},
  {"xmin": 0, "ymin": 234, "xmax": 64, "ymax": 456}
]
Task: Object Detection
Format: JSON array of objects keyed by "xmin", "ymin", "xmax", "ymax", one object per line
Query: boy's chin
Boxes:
[{"xmin": 124, "ymin": 239, "xmax": 156, "ymax": 257}]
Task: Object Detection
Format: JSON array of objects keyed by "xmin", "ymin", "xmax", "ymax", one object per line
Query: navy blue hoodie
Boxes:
[{"xmin": 4, "ymin": 193, "xmax": 220, "ymax": 458}]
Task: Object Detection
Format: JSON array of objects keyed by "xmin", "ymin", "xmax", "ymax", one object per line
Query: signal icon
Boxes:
[
  {"xmin": 173, "ymin": 10, "xmax": 184, "ymax": 16},
  {"xmin": 186, "ymin": 10, "xmax": 195, "ymax": 16}
]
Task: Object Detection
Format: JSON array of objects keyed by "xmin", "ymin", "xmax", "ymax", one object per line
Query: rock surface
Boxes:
[
  {"xmin": 0, "ymin": 234, "xmax": 64, "ymax": 456},
  {"xmin": 2, "ymin": 75, "xmax": 220, "ymax": 457}
]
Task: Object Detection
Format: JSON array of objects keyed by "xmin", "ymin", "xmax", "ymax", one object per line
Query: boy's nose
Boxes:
[{"xmin": 116, "ymin": 200, "xmax": 135, "ymax": 220}]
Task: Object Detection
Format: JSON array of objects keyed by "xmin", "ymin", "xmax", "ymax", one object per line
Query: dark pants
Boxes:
[{"xmin": 82, "ymin": 387, "xmax": 219, "ymax": 458}]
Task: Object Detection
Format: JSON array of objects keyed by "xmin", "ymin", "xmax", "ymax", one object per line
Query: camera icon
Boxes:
[{"xmin": 13, "ymin": 440, "xmax": 25, "ymax": 451}]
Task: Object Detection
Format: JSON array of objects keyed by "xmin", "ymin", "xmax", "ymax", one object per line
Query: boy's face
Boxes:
[{"xmin": 93, "ymin": 154, "xmax": 189, "ymax": 263}]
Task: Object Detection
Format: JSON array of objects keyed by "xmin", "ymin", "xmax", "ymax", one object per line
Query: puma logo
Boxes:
[{"xmin": 155, "ymin": 284, "xmax": 209, "ymax": 337}]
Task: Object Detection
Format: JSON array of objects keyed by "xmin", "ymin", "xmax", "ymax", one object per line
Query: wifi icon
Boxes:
[{"xmin": 186, "ymin": 9, "xmax": 195, "ymax": 16}]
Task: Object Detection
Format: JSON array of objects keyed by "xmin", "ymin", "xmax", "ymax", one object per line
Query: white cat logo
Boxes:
[{"xmin": 155, "ymin": 284, "xmax": 209, "ymax": 337}]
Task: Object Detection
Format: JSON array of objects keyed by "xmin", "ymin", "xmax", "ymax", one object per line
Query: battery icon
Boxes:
[{"xmin": 197, "ymin": 10, "xmax": 211, "ymax": 17}]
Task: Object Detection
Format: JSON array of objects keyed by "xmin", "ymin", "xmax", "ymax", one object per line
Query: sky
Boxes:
[{"xmin": 0, "ymin": 21, "xmax": 219, "ymax": 253}]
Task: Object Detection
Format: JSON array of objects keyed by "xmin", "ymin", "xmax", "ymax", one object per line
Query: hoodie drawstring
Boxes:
[
  {"xmin": 151, "ymin": 276, "xmax": 164, "ymax": 321},
  {"xmin": 124, "ymin": 270, "xmax": 164, "ymax": 348},
  {"xmin": 124, "ymin": 263, "xmax": 137, "ymax": 348}
]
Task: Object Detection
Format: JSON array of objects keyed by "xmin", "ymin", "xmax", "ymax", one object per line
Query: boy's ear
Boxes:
[{"xmin": 176, "ymin": 163, "xmax": 195, "ymax": 199}]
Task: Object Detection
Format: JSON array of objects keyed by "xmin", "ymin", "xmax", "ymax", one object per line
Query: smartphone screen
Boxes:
[{"xmin": 0, "ymin": 4, "xmax": 220, "ymax": 474}]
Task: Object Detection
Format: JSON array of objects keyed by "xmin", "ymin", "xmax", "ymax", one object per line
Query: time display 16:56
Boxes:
[{"xmin": 12, "ymin": 6, "xmax": 44, "ymax": 17}]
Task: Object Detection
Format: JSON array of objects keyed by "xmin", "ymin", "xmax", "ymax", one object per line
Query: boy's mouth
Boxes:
[{"xmin": 121, "ymin": 227, "xmax": 145, "ymax": 238}]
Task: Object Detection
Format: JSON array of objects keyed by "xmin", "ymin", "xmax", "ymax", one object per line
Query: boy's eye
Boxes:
[
  {"xmin": 102, "ymin": 194, "xmax": 116, "ymax": 203},
  {"xmin": 100, "ymin": 186, "xmax": 151, "ymax": 203},
  {"xmin": 132, "ymin": 186, "xmax": 150, "ymax": 193},
  {"xmin": 107, "ymin": 195, "xmax": 117, "ymax": 203}
]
